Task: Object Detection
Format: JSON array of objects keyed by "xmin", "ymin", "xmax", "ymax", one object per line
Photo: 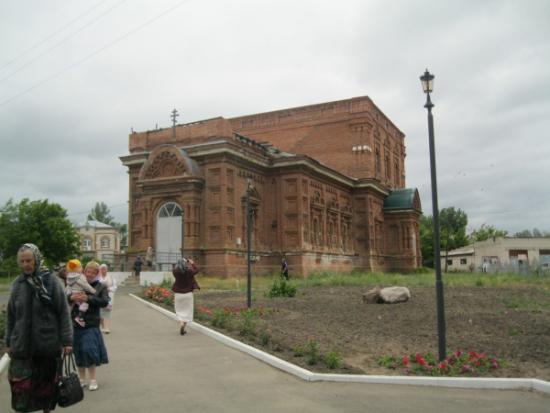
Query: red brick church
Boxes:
[{"xmin": 120, "ymin": 96, "xmax": 422, "ymax": 276}]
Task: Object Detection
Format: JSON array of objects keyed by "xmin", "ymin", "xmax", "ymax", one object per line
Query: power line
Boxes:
[
  {"xmin": 0, "ymin": 0, "xmax": 127, "ymax": 84},
  {"xmin": 0, "ymin": 0, "xmax": 190, "ymax": 108},
  {"xmin": 0, "ymin": 0, "xmax": 111, "ymax": 72}
]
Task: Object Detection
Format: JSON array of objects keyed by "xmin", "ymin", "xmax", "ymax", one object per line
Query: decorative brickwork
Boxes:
[{"xmin": 121, "ymin": 97, "xmax": 421, "ymax": 276}]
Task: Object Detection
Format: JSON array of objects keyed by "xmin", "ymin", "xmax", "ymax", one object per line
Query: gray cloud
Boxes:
[{"xmin": 0, "ymin": 0, "xmax": 549, "ymax": 234}]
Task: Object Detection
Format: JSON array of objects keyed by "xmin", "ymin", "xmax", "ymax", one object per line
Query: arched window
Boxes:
[
  {"xmin": 100, "ymin": 236, "xmax": 110, "ymax": 249},
  {"xmin": 158, "ymin": 202, "xmax": 183, "ymax": 217},
  {"xmin": 375, "ymin": 147, "xmax": 381, "ymax": 174}
]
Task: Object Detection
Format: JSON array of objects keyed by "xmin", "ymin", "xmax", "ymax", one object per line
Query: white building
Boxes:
[
  {"xmin": 442, "ymin": 237, "xmax": 550, "ymax": 273},
  {"xmin": 76, "ymin": 220, "xmax": 121, "ymax": 264}
]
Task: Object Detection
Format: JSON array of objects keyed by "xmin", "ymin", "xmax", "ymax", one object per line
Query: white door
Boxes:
[{"xmin": 156, "ymin": 202, "xmax": 183, "ymax": 270}]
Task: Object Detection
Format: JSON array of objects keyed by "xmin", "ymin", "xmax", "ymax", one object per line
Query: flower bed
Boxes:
[
  {"xmin": 140, "ymin": 283, "xmax": 550, "ymax": 380},
  {"xmin": 379, "ymin": 350, "xmax": 505, "ymax": 376},
  {"xmin": 143, "ymin": 285, "xmax": 174, "ymax": 306}
]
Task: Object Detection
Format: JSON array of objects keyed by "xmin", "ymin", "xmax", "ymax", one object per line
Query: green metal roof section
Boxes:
[{"xmin": 383, "ymin": 188, "xmax": 421, "ymax": 211}]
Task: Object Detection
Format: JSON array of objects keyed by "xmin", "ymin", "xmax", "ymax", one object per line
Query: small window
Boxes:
[
  {"xmin": 100, "ymin": 236, "xmax": 110, "ymax": 249},
  {"xmin": 460, "ymin": 258, "xmax": 467, "ymax": 265},
  {"xmin": 446, "ymin": 259, "xmax": 453, "ymax": 266},
  {"xmin": 83, "ymin": 238, "xmax": 92, "ymax": 251}
]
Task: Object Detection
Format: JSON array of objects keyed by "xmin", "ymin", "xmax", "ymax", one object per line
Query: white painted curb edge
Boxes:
[{"xmin": 130, "ymin": 294, "xmax": 550, "ymax": 394}]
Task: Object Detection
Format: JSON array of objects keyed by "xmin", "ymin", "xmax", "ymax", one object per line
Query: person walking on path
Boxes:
[
  {"xmin": 98, "ymin": 263, "xmax": 117, "ymax": 334},
  {"xmin": 145, "ymin": 246, "xmax": 154, "ymax": 269},
  {"xmin": 5, "ymin": 243, "xmax": 73, "ymax": 413},
  {"xmin": 281, "ymin": 257, "xmax": 289, "ymax": 280},
  {"xmin": 69, "ymin": 261, "xmax": 109, "ymax": 391},
  {"xmin": 171, "ymin": 258, "xmax": 200, "ymax": 335},
  {"xmin": 133, "ymin": 256, "xmax": 143, "ymax": 277}
]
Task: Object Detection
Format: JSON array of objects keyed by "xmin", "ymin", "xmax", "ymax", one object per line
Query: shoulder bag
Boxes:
[{"xmin": 57, "ymin": 353, "xmax": 84, "ymax": 407}]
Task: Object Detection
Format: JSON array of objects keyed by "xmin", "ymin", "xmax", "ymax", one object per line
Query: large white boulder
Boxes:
[{"xmin": 379, "ymin": 286, "xmax": 411, "ymax": 303}]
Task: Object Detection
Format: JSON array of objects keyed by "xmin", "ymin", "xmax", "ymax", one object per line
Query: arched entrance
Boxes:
[{"xmin": 156, "ymin": 202, "xmax": 183, "ymax": 270}]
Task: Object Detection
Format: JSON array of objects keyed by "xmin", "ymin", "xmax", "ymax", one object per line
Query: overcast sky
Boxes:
[{"xmin": 1, "ymin": 0, "xmax": 549, "ymax": 234}]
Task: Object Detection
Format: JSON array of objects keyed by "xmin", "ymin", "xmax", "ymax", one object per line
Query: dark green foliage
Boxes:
[
  {"xmin": 293, "ymin": 345, "xmax": 305, "ymax": 357},
  {"xmin": 324, "ymin": 350, "xmax": 343, "ymax": 369},
  {"xmin": 514, "ymin": 228, "xmax": 550, "ymax": 238},
  {"xmin": 305, "ymin": 339, "xmax": 320, "ymax": 365},
  {"xmin": 259, "ymin": 330, "xmax": 271, "ymax": 346},
  {"xmin": 239, "ymin": 309, "xmax": 257, "ymax": 337},
  {"xmin": 0, "ymin": 199, "xmax": 80, "ymax": 270},
  {"xmin": 88, "ymin": 202, "xmax": 127, "ymax": 247},
  {"xmin": 87, "ymin": 202, "xmax": 115, "ymax": 225},
  {"xmin": 267, "ymin": 278, "xmax": 297, "ymax": 298},
  {"xmin": 469, "ymin": 224, "xmax": 508, "ymax": 242},
  {"xmin": 212, "ymin": 309, "xmax": 232, "ymax": 329},
  {"xmin": 420, "ymin": 207, "xmax": 469, "ymax": 268}
]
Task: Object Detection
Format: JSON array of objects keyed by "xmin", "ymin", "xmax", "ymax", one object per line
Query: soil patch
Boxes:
[{"xmin": 195, "ymin": 285, "xmax": 550, "ymax": 380}]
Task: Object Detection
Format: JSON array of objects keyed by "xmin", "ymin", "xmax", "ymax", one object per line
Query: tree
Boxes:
[
  {"xmin": 419, "ymin": 207, "xmax": 469, "ymax": 270},
  {"xmin": 116, "ymin": 223, "xmax": 128, "ymax": 247},
  {"xmin": 0, "ymin": 199, "xmax": 80, "ymax": 271},
  {"xmin": 514, "ymin": 228, "xmax": 550, "ymax": 238},
  {"xmin": 440, "ymin": 207, "xmax": 469, "ymax": 272},
  {"xmin": 469, "ymin": 224, "xmax": 508, "ymax": 242},
  {"xmin": 87, "ymin": 202, "xmax": 115, "ymax": 225},
  {"xmin": 88, "ymin": 202, "xmax": 127, "ymax": 247},
  {"xmin": 420, "ymin": 215, "xmax": 434, "ymax": 267}
]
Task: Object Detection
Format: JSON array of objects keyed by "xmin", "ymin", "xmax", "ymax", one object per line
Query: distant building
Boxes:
[
  {"xmin": 77, "ymin": 220, "xmax": 121, "ymax": 264},
  {"xmin": 120, "ymin": 97, "xmax": 423, "ymax": 276},
  {"xmin": 442, "ymin": 237, "xmax": 550, "ymax": 273}
]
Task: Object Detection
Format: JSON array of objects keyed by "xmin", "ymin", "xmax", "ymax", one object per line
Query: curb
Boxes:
[{"xmin": 130, "ymin": 294, "xmax": 550, "ymax": 394}]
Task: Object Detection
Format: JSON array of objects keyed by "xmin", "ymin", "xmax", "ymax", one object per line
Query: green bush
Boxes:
[
  {"xmin": 293, "ymin": 345, "xmax": 304, "ymax": 357},
  {"xmin": 212, "ymin": 309, "xmax": 232, "ymax": 329},
  {"xmin": 305, "ymin": 339, "xmax": 320, "ymax": 365},
  {"xmin": 267, "ymin": 278, "xmax": 297, "ymax": 298},
  {"xmin": 324, "ymin": 351, "xmax": 343, "ymax": 369},
  {"xmin": 239, "ymin": 309, "xmax": 257, "ymax": 337},
  {"xmin": 259, "ymin": 329, "xmax": 271, "ymax": 346}
]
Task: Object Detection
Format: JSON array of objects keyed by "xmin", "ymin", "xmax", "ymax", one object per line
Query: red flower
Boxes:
[
  {"xmin": 402, "ymin": 356, "xmax": 409, "ymax": 366},
  {"xmin": 415, "ymin": 353, "xmax": 427, "ymax": 366}
]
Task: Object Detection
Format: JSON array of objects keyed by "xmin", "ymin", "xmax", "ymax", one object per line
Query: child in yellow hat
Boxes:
[{"xmin": 66, "ymin": 259, "xmax": 96, "ymax": 327}]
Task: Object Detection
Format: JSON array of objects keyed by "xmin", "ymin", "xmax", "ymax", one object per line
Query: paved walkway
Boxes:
[{"xmin": 2, "ymin": 282, "xmax": 549, "ymax": 412}]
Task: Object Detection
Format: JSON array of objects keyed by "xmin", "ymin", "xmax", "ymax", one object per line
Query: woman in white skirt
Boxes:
[{"xmin": 171, "ymin": 258, "xmax": 200, "ymax": 335}]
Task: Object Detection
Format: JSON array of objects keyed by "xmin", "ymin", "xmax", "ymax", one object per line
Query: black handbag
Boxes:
[{"xmin": 57, "ymin": 353, "xmax": 84, "ymax": 407}]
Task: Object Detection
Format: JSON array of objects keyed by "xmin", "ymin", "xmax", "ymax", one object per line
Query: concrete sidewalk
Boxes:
[{"xmin": 2, "ymin": 285, "xmax": 549, "ymax": 412}]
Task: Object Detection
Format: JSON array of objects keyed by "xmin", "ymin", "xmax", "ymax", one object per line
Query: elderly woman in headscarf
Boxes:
[
  {"xmin": 5, "ymin": 243, "xmax": 73, "ymax": 413},
  {"xmin": 171, "ymin": 257, "xmax": 200, "ymax": 335},
  {"xmin": 69, "ymin": 260, "xmax": 109, "ymax": 391}
]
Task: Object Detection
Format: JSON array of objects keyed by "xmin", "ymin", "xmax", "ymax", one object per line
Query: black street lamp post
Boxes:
[
  {"xmin": 246, "ymin": 179, "xmax": 253, "ymax": 309},
  {"xmin": 420, "ymin": 69, "xmax": 447, "ymax": 361}
]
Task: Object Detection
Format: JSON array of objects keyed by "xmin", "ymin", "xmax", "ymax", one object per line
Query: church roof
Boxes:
[
  {"xmin": 77, "ymin": 220, "xmax": 114, "ymax": 229},
  {"xmin": 383, "ymin": 188, "xmax": 421, "ymax": 211}
]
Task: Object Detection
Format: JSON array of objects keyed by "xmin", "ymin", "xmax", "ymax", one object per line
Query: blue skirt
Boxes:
[{"xmin": 73, "ymin": 327, "xmax": 109, "ymax": 368}]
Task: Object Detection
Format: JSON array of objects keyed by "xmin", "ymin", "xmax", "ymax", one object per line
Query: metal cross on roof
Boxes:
[
  {"xmin": 171, "ymin": 108, "xmax": 179, "ymax": 139},
  {"xmin": 171, "ymin": 108, "xmax": 179, "ymax": 127}
]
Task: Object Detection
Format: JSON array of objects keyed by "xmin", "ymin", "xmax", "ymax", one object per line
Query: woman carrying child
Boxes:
[{"xmin": 69, "ymin": 260, "xmax": 109, "ymax": 391}]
